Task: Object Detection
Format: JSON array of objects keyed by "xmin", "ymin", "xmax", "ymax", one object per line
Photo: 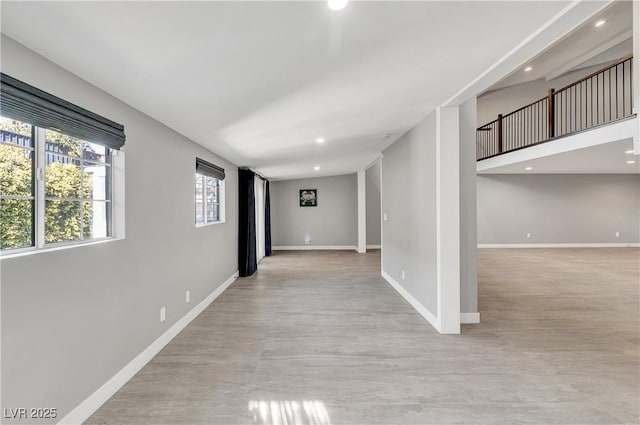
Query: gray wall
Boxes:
[
  {"xmin": 270, "ymin": 174, "xmax": 357, "ymax": 247},
  {"xmin": 382, "ymin": 113, "xmax": 438, "ymax": 316},
  {"xmin": 366, "ymin": 162, "xmax": 381, "ymax": 246},
  {"xmin": 478, "ymin": 174, "xmax": 640, "ymax": 244},
  {"xmin": 1, "ymin": 36, "xmax": 238, "ymax": 422},
  {"xmin": 459, "ymin": 98, "xmax": 478, "ymax": 314}
]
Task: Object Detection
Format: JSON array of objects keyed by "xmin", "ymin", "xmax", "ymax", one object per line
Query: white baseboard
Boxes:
[
  {"xmin": 366, "ymin": 245, "xmax": 382, "ymax": 249},
  {"xmin": 478, "ymin": 243, "xmax": 640, "ymax": 248},
  {"xmin": 273, "ymin": 245, "xmax": 357, "ymax": 251},
  {"xmin": 58, "ymin": 271, "xmax": 239, "ymax": 425},
  {"xmin": 381, "ymin": 270, "xmax": 441, "ymax": 332},
  {"xmin": 461, "ymin": 312, "xmax": 480, "ymax": 324}
]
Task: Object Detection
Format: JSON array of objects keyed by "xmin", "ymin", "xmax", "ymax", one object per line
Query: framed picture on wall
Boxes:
[{"xmin": 299, "ymin": 189, "xmax": 317, "ymax": 207}]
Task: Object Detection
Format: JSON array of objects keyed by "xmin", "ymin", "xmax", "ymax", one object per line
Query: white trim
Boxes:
[
  {"xmin": 478, "ymin": 243, "xmax": 640, "ymax": 248},
  {"xmin": 634, "ymin": 0, "xmax": 639, "ymax": 117},
  {"xmin": 362, "ymin": 153, "xmax": 383, "ymax": 171},
  {"xmin": 633, "ymin": 0, "xmax": 640, "ymax": 153},
  {"xmin": 381, "ymin": 270, "xmax": 441, "ymax": 332},
  {"xmin": 58, "ymin": 271, "xmax": 239, "ymax": 425},
  {"xmin": 477, "ymin": 117, "xmax": 637, "ymax": 173},
  {"xmin": 195, "ymin": 220, "xmax": 225, "ymax": 227},
  {"xmin": 435, "ymin": 109, "xmax": 443, "ymax": 332},
  {"xmin": 35, "ymin": 127, "xmax": 45, "ymax": 248},
  {"xmin": 357, "ymin": 169, "xmax": 366, "ymax": 254},
  {"xmin": 111, "ymin": 148, "xmax": 125, "ymax": 240},
  {"xmin": 254, "ymin": 176, "xmax": 266, "ymax": 262},
  {"xmin": 461, "ymin": 312, "xmax": 480, "ymax": 324},
  {"xmin": 273, "ymin": 245, "xmax": 357, "ymax": 251},
  {"xmin": 379, "ymin": 155, "xmax": 384, "ymax": 271},
  {"xmin": 0, "ymin": 236, "xmax": 122, "ymax": 260},
  {"xmin": 366, "ymin": 245, "xmax": 381, "ymax": 249}
]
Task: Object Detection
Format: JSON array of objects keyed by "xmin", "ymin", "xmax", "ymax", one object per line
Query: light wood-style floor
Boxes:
[{"xmin": 88, "ymin": 248, "xmax": 639, "ymax": 425}]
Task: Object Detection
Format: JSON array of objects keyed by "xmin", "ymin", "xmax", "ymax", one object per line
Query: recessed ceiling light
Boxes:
[
  {"xmin": 595, "ymin": 20, "xmax": 606, "ymax": 27},
  {"xmin": 315, "ymin": 137, "xmax": 325, "ymax": 144},
  {"xmin": 626, "ymin": 160, "xmax": 636, "ymax": 164},
  {"xmin": 525, "ymin": 166, "xmax": 533, "ymax": 171},
  {"xmin": 328, "ymin": 0, "xmax": 348, "ymax": 10},
  {"xmin": 524, "ymin": 66, "xmax": 533, "ymax": 72},
  {"xmin": 314, "ymin": 166, "xmax": 320, "ymax": 171},
  {"xmin": 625, "ymin": 150, "xmax": 634, "ymax": 154}
]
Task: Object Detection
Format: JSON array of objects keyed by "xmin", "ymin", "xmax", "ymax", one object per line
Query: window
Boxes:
[
  {"xmin": 0, "ymin": 73, "xmax": 125, "ymax": 253},
  {"xmin": 195, "ymin": 173, "xmax": 222, "ymax": 225},
  {"xmin": 44, "ymin": 128, "xmax": 111, "ymax": 244},
  {"xmin": 0, "ymin": 119, "xmax": 34, "ymax": 250},
  {"xmin": 0, "ymin": 117, "xmax": 113, "ymax": 250},
  {"xmin": 195, "ymin": 158, "xmax": 225, "ymax": 225}
]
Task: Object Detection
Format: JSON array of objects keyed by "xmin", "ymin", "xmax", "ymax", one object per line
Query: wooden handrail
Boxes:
[
  {"xmin": 476, "ymin": 119, "xmax": 498, "ymax": 131},
  {"xmin": 476, "ymin": 55, "xmax": 634, "ymax": 161},
  {"xmin": 477, "ymin": 54, "xmax": 633, "ymax": 130},
  {"xmin": 556, "ymin": 54, "xmax": 633, "ymax": 93},
  {"xmin": 502, "ymin": 96, "xmax": 547, "ymax": 119}
]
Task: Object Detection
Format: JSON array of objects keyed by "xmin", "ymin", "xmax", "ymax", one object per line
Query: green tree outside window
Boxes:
[{"xmin": 0, "ymin": 118, "xmax": 99, "ymax": 249}]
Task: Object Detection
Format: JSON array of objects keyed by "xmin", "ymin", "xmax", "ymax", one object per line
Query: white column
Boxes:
[
  {"xmin": 633, "ymin": 0, "xmax": 640, "ymax": 153},
  {"xmin": 379, "ymin": 155, "xmax": 384, "ymax": 270},
  {"xmin": 436, "ymin": 106, "xmax": 461, "ymax": 334},
  {"xmin": 357, "ymin": 169, "xmax": 366, "ymax": 254},
  {"xmin": 459, "ymin": 97, "xmax": 479, "ymax": 324},
  {"xmin": 254, "ymin": 177, "xmax": 265, "ymax": 262}
]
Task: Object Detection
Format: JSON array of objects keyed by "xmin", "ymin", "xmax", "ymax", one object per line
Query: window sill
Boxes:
[
  {"xmin": 0, "ymin": 237, "xmax": 122, "ymax": 260},
  {"xmin": 196, "ymin": 220, "xmax": 225, "ymax": 228}
]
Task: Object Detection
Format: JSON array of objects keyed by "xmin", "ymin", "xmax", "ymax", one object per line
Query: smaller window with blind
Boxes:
[{"xmin": 195, "ymin": 158, "xmax": 225, "ymax": 225}]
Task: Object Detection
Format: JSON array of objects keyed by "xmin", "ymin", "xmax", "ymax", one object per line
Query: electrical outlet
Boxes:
[
  {"xmin": 526, "ymin": 232, "xmax": 531, "ymax": 239},
  {"xmin": 615, "ymin": 231, "xmax": 620, "ymax": 238},
  {"xmin": 160, "ymin": 307, "xmax": 166, "ymax": 323},
  {"xmin": 401, "ymin": 270, "xmax": 406, "ymax": 280},
  {"xmin": 185, "ymin": 290, "xmax": 190, "ymax": 303}
]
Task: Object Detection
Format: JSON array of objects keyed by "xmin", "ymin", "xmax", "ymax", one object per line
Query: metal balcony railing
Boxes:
[{"xmin": 477, "ymin": 55, "xmax": 634, "ymax": 161}]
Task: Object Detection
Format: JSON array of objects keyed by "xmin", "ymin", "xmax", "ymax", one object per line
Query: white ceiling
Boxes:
[
  {"xmin": 1, "ymin": 1, "xmax": 576, "ymax": 180},
  {"xmin": 478, "ymin": 138, "xmax": 640, "ymax": 174},
  {"xmin": 487, "ymin": 0, "xmax": 633, "ymax": 92}
]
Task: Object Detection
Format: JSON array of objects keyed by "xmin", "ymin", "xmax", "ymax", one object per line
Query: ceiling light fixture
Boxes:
[
  {"xmin": 327, "ymin": 0, "xmax": 348, "ymax": 10},
  {"xmin": 626, "ymin": 160, "xmax": 636, "ymax": 164},
  {"xmin": 315, "ymin": 137, "xmax": 325, "ymax": 144},
  {"xmin": 524, "ymin": 66, "xmax": 533, "ymax": 72},
  {"xmin": 595, "ymin": 20, "xmax": 606, "ymax": 27},
  {"xmin": 625, "ymin": 150, "xmax": 634, "ymax": 154},
  {"xmin": 314, "ymin": 166, "xmax": 320, "ymax": 171},
  {"xmin": 525, "ymin": 166, "xmax": 533, "ymax": 171}
]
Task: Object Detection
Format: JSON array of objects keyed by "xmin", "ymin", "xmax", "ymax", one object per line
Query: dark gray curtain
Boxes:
[
  {"xmin": 238, "ymin": 169, "xmax": 257, "ymax": 277},
  {"xmin": 265, "ymin": 180, "xmax": 272, "ymax": 256}
]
